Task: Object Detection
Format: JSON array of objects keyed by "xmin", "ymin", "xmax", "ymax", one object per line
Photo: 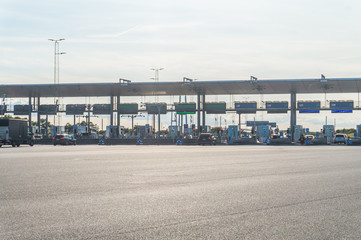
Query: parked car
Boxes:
[
  {"xmin": 53, "ymin": 134, "xmax": 77, "ymax": 146},
  {"xmin": 334, "ymin": 134, "xmax": 347, "ymax": 144},
  {"xmin": 197, "ymin": 133, "xmax": 216, "ymax": 145}
]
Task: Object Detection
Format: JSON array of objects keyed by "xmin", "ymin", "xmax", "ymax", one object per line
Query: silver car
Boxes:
[{"xmin": 334, "ymin": 134, "xmax": 347, "ymax": 144}]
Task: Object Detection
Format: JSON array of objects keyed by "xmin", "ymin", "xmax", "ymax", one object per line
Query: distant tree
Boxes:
[
  {"xmin": 76, "ymin": 121, "xmax": 99, "ymax": 131},
  {"xmin": 336, "ymin": 128, "xmax": 356, "ymax": 135},
  {"xmin": 65, "ymin": 123, "xmax": 73, "ymax": 133}
]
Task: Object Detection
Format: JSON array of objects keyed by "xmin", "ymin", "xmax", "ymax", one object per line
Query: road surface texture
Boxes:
[{"xmin": 1, "ymin": 145, "xmax": 360, "ymax": 239}]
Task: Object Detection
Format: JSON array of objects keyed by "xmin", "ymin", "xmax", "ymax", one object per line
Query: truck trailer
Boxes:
[{"xmin": 0, "ymin": 119, "xmax": 34, "ymax": 147}]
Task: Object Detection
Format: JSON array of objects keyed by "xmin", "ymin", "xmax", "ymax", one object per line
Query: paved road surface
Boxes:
[{"xmin": 1, "ymin": 145, "xmax": 360, "ymax": 239}]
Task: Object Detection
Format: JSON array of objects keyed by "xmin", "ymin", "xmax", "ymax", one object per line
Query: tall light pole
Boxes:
[
  {"xmin": 48, "ymin": 38, "xmax": 65, "ymax": 127},
  {"xmin": 48, "ymin": 38, "xmax": 65, "ymax": 85},
  {"xmin": 151, "ymin": 68, "xmax": 164, "ymax": 102},
  {"xmin": 150, "ymin": 68, "xmax": 164, "ymax": 134}
]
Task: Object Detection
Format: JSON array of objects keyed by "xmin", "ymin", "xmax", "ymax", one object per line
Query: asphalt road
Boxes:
[{"xmin": 1, "ymin": 145, "xmax": 360, "ymax": 239}]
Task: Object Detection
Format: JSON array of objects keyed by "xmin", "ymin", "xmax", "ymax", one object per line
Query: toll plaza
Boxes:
[{"xmin": 2, "ymin": 77, "xmax": 361, "ymax": 145}]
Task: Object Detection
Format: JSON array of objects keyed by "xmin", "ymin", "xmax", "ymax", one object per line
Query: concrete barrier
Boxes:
[
  {"xmin": 232, "ymin": 138, "xmax": 258, "ymax": 145},
  {"xmin": 268, "ymin": 138, "xmax": 292, "ymax": 145},
  {"xmin": 309, "ymin": 138, "xmax": 328, "ymax": 145}
]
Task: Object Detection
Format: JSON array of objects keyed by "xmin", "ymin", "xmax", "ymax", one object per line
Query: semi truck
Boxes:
[{"xmin": 0, "ymin": 119, "xmax": 34, "ymax": 147}]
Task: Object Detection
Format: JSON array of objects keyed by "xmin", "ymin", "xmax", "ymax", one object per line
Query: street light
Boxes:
[
  {"xmin": 49, "ymin": 38, "xmax": 65, "ymax": 127},
  {"xmin": 150, "ymin": 68, "xmax": 164, "ymax": 135},
  {"xmin": 48, "ymin": 38, "xmax": 65, "ymax": 85}
]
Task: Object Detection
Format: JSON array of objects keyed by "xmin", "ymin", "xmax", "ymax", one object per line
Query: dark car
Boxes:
[
  {"xmin": 197, "ymin": 133, "xmax": 216, "ymax": 145},
  {"xmin": 334, "ymin": 134, "xmax": 347, "ymax": 144},
  {"xmin": 53, "ymin": 134, "xmax": 76, "ymax": 146}
]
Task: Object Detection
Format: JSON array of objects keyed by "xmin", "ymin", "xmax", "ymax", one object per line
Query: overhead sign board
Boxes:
[
  {"xmin": 266, "ymin": 102, "xmax": 288, "ymax": 113},
  {"xmin": 246, "ymin": 121, "xmax": 276, "ymax": 127},
  {"xmin": 14, "ymin": 105, "xmax": 30, "ymax": 115},
  {"xmin": 204, "ymin": 102, "xmax": 226, "ymax": 114},
  {"xmin": 146, "ymin": 103, "xmax": 167, "ymax": 114},
  {"xmin": 298, "ymin": 101, "xmax": 320, "ymax": 113},
  {"xmin": 38, "ymin": 105, "xmax": 57, "ymax": 115},
  {"xmin": 93, "ymin": 104, "xmax": 112, "ymax": 115},
  {"xmin": 330, "ymin": 101, "xmax": 353, "ymax": 113},
  {"xmin": 235, "ymin": 102, "xmax": 257, "ymax": 114},
  {"xmin": 118, "ymin": 103, "xmax": 138, "ymax": 114},
  {"xmin": 330, "ymin": 101, "xmax": 353, "ymax": 109},
  {"xmin": 174, "ymin": 103, "xmax": 196, "ymax": 114},
  {"xmin": 66, "ymin": 104, "xmax": 86, "ymax": 115}
]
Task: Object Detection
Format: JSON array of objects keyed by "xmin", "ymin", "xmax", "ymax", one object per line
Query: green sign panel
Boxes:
[
  {"xmin": 204, "ymin": 102, "xmax": 226, "ymax": 114},
  {"xmin": 14, "ymin": 105, "xmax": 31, "ymax": 115},
  {"xmin": 146, "ymin": 103, "xmax": 167, "ymax": 114},
  {"xmin": 175, "ymin": 103, "xmax": 196, "ymax": 114},
  {"xmin": 38, "ymin": 105, "xmax": 57, "ymax": 115},
  {"xmin": 66, "ymin": 104, "xmax": 86, "ymax": 115},
  {"xmin": 93, "ymin": 104, "xmax": 112, "ymax": 115},
  {"xmin": 118, "ymin": 104, "xmax": 138, "ymax": 114}
]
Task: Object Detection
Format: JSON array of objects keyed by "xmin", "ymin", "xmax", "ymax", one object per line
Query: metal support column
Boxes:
[
  {"xmin": 116, "ymin": 95, "xmax": 120, "ymax": 128},
  {"xmin": 202, "ymin": 94, "xmax": 206, "ymax": 128},
  {"xmin": 197, "ymin": 93, "xmax": 201, "ymax": 135},
  {"xmin": 37, "ymin": 97, "xmax": 41, "ymax": 135},
  {"xmin": 28, "ymin": 96, "xmax": 32, "ymax": 133},
  {"xmin": 157, "ymin": 105, "xmax": 161, "ymax": 139},
  {"xmin": 87, "ymin": 104, "xmax": 91, "ymax": 134},
  {"xmin": 110, "ymin": 95, "xmax": 114, "ymax": 126},
  {"xmin": 290, "ymin": 92, "xmax": 297, "ymax": 142}
]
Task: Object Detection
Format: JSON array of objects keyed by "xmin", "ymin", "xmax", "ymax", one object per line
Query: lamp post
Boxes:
[
  {"xmin": 48, "ymin": 38, "xmax": 65, "ymax": 127},
  {"xmin": 48, "ymin": 38, "xmax": 65, "ymax": 85},
  {"xmin": 150, "ymin": 68, "xmax": 164, "ymax": 135}
]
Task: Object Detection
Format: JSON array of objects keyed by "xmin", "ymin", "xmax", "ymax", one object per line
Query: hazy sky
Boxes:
[
  {"xmin": 1, "ymin": 0, "xmax": 361, "ymax": 84},
  {"xmin": 2, "ymin": 0, "xmax": 361, "ymax": 130}
]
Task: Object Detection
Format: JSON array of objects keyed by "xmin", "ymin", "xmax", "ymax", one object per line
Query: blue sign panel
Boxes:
[
  {"xmin": 235, "ymin": 102, "xmax": 257, "ymax": 114},
  {"xmin": 331, "ymin": 110, "xmax": 353, "ymax": 113},
  {"xmin": 330, "ymin": 101, "xmax": 353, "ymax": 113},
  {"xmin": 298, "ymin": 102, "xmax": 320, "ymax": 113},
  {"xmin": 266, "ymin": 102, "xmax": 288, "ymax": 109},
  {"xmin": 297, "ymin": 101, "xmax": 321, "ymax": 109},
  {"xmin": 246, "ymin": 121, "xmax": 277, "ymax": 127},
  {"xmin": 266, "ymin": 102, "xmax": 288, "ymax": 113},
  {"xmin": 235, "ymin": 102, "xmax": 257, "ymax": 108},
  {"xmin": 330, "ymin": 101, "xmax": 353, "ymax": 109},
  {"xmin": 299, "ymin": 110, "xmax": 320, "ymax": 113}
]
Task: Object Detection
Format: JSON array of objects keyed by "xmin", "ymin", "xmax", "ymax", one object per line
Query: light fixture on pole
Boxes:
[
  {"xmin": 48, "ymin": 38, "xmax": 65, "ymax": 85},
  {"xmin": 48, "ymin": 38, "xmax": 65, "ymax": 127},
  {"xmin": 150, "ymin": 68, "xmax": 164, "ymax": 134}
]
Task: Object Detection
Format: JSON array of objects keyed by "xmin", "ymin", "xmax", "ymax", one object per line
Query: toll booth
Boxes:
[
  {"xmin": 105, "ymin": 126, "xmax": 114, "ymax": 138},
  {"xmin": 257, "ymin": 125, "xmax": 270, "ymax": 143},
  {"xmin": 136, "ymin": 125, "xmax": 153, "ymax": 138},
  {"xmin": 356, "ymin": 125, "xmax": 361, "ymax": 137},
  {"xmin": 77, "ymin": 126, "xmax": 88, "ymax": 135},
  {"xmin": 323, "ymin": 125, "xmax": 335, "ymax": 143},
  {"xmin": 201, "ymin": 125, "xmax": 211, "ymax": 133},
  {"xmin": 227, "ymin": 125, "xmax": 239, "ymax": 140},
  {"xmin": 118, "ymin": 126, "xmax": 125, "ymax": 137},
  {"xmin": 168, "ymin": 126, "xmax": 178, "ymax": 139},
  {"xmin": 292, "ymin": 125, "xmax": 303, "ymax": 143},
  {"xmin": 50, "ymin": 126, "xmax": 65, "ymax": 137}
]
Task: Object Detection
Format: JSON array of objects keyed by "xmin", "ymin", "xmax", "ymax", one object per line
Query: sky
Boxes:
[{"xmin": 1, "ymin": 0, "xmax": 361, "ymax": 130}]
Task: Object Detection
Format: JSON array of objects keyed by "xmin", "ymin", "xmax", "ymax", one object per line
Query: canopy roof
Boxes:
[{"xmin": 1, "ymin": 78, "xmax": 361, "ymax": 98}]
